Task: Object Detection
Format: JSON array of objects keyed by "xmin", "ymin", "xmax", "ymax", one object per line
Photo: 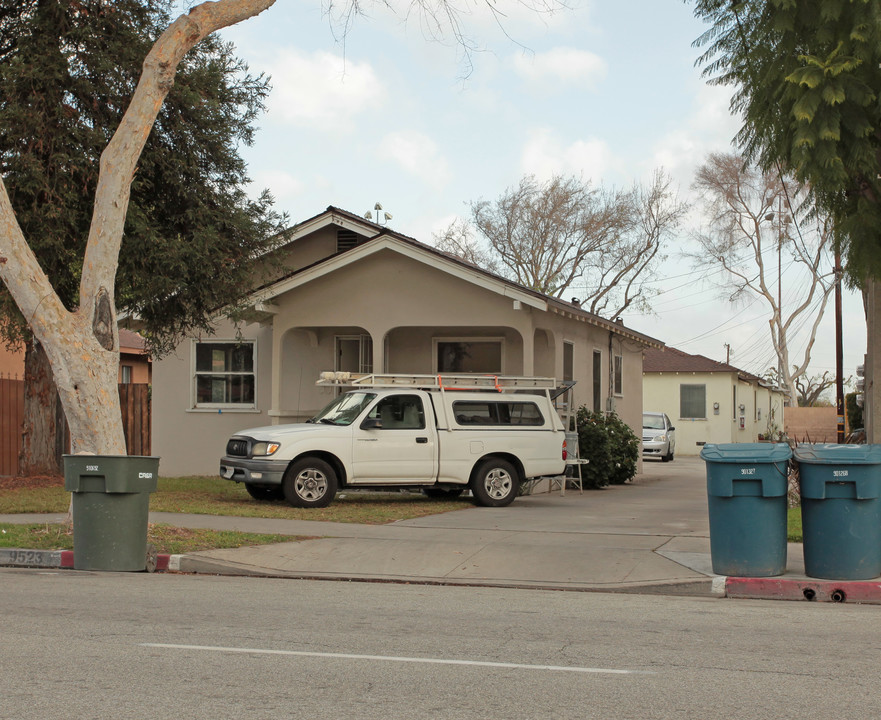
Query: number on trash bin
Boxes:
[
  {"xmin": 833, "ymin": 470, "xmax": 849, "ymax": 477},
  {"xmin": 741, "ymin": 468, "xmax": 756, "ymax": 475}
]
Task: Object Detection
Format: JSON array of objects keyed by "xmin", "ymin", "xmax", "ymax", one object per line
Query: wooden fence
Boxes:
[
  {"xmin": 0, "ymin": 375, "xmax": 24, "ymax": 476},
  {"xmin": 0, "ymin": 376, "xmax": 150, "ymax": 476}
]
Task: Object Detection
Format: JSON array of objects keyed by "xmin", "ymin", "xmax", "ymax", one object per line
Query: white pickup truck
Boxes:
[{"xmin": 219, "ymin": 373, "xmax": 567, "ymax": 508}]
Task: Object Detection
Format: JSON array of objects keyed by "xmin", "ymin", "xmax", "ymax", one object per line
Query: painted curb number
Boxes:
[{"xmin": 0, "ymin": 549, "xmax": 60, "ymax": 567}]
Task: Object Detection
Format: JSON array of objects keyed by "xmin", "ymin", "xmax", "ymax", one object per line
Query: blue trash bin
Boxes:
[
  {"xmin": 793, "ymin": 444, "xmax": 881, "ymax": 581},
  {"xmin": 700, "ymin": 443, "xmax": 792, "ymax": 577}
]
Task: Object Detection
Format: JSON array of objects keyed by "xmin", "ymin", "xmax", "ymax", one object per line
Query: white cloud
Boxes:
[
  {"xmin": 251, "ymin": 169, "xmax": 304, "ymax": 201},
  {"xmin": 513, "ymin": 47, "xmax": 607, "ymax": 89},
  {"xmin": 651, "ymin": 83, "xmax": 741, "ymax": 191},
  {"xmin": 263, "ymin": 49, "xmax": 386, "ymax": 129},
  {"xmin": 378, "ymin": 131, "xmax": 452, "ymax": 189},
  {"xmin": 520, "ymin": 128, "xmax": 614, "ymax": 182}
]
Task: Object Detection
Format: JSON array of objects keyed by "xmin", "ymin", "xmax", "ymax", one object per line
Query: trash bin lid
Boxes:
[
  {"xmin": 699, "ymin": 442, "xmax": 792, "ymax": 463},
  {"xmin": 792, "ymin": 443, "xmax": 881, "ymax": 465}
]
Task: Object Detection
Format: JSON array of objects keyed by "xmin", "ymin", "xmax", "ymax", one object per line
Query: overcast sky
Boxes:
[{"xmin": 203, "ymin": 0, "xmax": 866, "ymax": 388}]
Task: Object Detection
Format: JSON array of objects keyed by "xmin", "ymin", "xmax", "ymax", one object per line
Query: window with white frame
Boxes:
[
  {"xmin": 435, "ymin": 338, "xmax": 503, "ymax": 374},
  {"xmin": 613, "ymin": 354, "xmax": 623, "ymax": 396},
  {"xmin": 193, "ymin": 340, "xmax": 256, "ymax": 408}
]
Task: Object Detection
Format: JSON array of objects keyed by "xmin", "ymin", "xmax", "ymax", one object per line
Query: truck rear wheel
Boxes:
[
  {"xmin": 283, "ymin": 458, "xmax": 338, "ymax": 508},
  {"xmin": 470, "ymin": 458, "xmax": 518, "ymax": 507}
]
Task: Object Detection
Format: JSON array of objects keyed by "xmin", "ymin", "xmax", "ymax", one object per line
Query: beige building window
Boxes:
[
  {"xmin": 434, "ymin": 338, "xmax": 503, "ymax": 374},
  {"xmin": 193, "ymin": 340, "xmax": 256, "ymax": 408},
  {"xmin": 680, "ymin": 384, "xmax": 707, "ymax": 419},
  {"xmin": 613, "ymin": 354, "xmax": 623, "ymax": 396}
]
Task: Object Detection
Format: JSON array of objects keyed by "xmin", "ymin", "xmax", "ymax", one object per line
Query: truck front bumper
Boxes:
[{"xmin": 219, "ymin": 457, "xmax": 288, "ymax": 485}]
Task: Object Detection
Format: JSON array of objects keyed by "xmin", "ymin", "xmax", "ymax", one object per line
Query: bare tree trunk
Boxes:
[{"xmin": 19, "ymin": 341, "xmax": 65, "ymax": 475}]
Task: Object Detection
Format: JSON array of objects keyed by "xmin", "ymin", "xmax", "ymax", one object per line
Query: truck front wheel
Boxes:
[
  {"xmin": 283, "ymin": 458, "xmax": 338, "ymax": 508},
  {"xmin": 470, "ymin": 458, "xmax": 519, "ymax": 507}
]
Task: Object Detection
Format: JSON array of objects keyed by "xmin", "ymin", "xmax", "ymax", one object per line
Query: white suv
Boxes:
[{"xmin": 642, "ymin": 412, "xmax": 675, "ymax": 462}]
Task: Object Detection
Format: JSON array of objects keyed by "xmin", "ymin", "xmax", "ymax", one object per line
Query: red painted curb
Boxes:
[
  {"xmin": 726, "ymin": 577, "xmax": 881, "ymax": 604},
  {"xmin": 60, "ymin": 550, "xmax": 74, "ymax": 568}
]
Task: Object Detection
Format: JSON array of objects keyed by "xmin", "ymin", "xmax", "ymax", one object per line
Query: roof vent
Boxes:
[{"xmin": 337, "ymin": 229, "xmax": 360, "ymax": 252}]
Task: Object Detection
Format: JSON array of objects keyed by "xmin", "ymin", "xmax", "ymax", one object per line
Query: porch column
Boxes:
[
  {"xmin": 521, "ymin": 327, "xmax": 534, "ymax": 376},
  {"xmin": 369, "ymin": 326, "xmax": 389, "ymax": 374},
  {"xmin": 268, "ymin": 321, "xmax": 283, "ymax": 423}
]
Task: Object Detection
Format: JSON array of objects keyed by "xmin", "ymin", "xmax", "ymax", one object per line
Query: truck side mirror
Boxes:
[{"xmin": 361, "ymin": 417, "xmax": 382, "ymax": 430}]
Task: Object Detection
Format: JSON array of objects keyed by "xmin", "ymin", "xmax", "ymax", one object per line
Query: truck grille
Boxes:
[{"xmin": 226, "ymin": 438, "xmax": 249, "ymax": 457}]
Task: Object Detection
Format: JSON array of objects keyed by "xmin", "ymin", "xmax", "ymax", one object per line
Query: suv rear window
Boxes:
[{"xmin": 453, "ymin": 401, "xmax": 544, "ymax": 426}]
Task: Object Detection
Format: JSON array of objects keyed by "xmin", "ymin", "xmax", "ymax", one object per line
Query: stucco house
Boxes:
[
  {"xmin": 152, "ymin": 206, "xmax": 663, "ymax": 476},
  {"xmin": 643, "ymin": 346, "xmax": 786, "ymax": 455}
]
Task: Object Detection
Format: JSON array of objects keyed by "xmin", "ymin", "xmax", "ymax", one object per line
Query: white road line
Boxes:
[{"xmin": 140, "ymin": 643, "xmax": 653, "ymax": 675}]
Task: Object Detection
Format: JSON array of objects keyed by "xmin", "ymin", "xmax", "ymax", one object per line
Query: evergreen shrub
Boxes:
[{"xmin": 575, "ymin": 407, "xmax": 640, "ymax": 488}]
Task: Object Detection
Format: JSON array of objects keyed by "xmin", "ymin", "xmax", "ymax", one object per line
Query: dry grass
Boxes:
[{"xmin": 0, "ymin": 474, "xmax": 472, "ymax": 524}]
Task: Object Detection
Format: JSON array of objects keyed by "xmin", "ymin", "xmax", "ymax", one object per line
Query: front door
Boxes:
[{"xmin": 352, "ymin": 394, "xmax": 436, "ymax": 483}]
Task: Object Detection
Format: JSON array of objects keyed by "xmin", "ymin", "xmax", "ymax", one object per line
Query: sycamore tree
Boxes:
[
  {"xmin": 690, "ymin": 152, "xmax": 836, "ymax": 402},
  {"xmin": 434, "ymin": 170, "xmax": 686, "ymax": 317},
  {"xmin": 0, "ymin": 0, "xmax": 283, "ymax": 457},
  {"xmin": 0, "ymin": 0, "xmax": 560, "ymax": 459},
  {"xmin": 0, "ymin": 0, "xmax": 283, "ymax": 471}
]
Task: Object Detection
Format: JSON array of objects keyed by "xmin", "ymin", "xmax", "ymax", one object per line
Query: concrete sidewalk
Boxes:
[{"xmin": 3, "ymin": 456, "xmax": 881, "ymax": 603}]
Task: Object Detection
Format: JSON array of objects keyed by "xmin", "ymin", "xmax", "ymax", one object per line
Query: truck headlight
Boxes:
[
  {"xmin": 251, "ymin": 442, "xmax": 280, "ymax": 456},
  {"xmin": 654, "ymin": 434, "xmax": 667, "ymax": 442}
]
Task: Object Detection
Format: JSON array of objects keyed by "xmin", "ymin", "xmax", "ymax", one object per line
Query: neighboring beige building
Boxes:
[
  {"xmin": 152, "ymin": 207, "xmax": 663, "ymax": 476},
  {"xmin": 643, "ymin": 347, "xmax": 786, "ymax": 456}
]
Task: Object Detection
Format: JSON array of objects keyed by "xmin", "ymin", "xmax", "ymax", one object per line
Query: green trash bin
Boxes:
[
  {"xmin": 793, "ymin": 444, "xmax": 881, "ymax": 581},
  {"xmin": 64, "ymin": 455, "xmax": 159, "ymax": 571},
  {"xmin": 700, "ymin": 443, "xmax": 792, "ymax": 577}
]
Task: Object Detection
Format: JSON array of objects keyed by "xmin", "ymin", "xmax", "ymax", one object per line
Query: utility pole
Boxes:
[
  {"xmin": 724, "ymin": 343, "xmax": 730, "ymax": 364},
  {"xmin": 835, "ymin": 249, "xmax": 845, "ymax": 442}
]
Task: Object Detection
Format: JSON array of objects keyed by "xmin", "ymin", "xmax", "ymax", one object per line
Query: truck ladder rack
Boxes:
[{"xmin": 317, "ymin": 371, "xmax": 558, "ymax": 392}]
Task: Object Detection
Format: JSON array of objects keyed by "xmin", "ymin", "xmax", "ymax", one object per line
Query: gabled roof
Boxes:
[
  {"xmin": 644, "ymin": 346, "xmax": 764, "ymax": 384},
  {"xmin": 248, "ymin": 207, "xmax": 664, "ymax": 348}
]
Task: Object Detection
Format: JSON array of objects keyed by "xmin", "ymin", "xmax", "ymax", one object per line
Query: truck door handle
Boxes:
[{"xmin": 416, "ymin": 437, "xmax": 428, "ymax": 444}]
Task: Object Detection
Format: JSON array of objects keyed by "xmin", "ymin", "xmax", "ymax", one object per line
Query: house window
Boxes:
[
  {"xmin": 193, "ymin": 340, "xmax": 255, "ymax": 408},
  {"xmin": 435, "ymin": 339, "xmax": 503, "ymax": 374},
  {"xmin": 613, "ymin": 354, "xmax": 623, "ymax": 396},
  {"xmin": 120, "ymin": 365, "xmax": 133, "ymax": 384},
  {"xmin": 563, "ymin": 342, "xmax": 574, "ymax": 382},
  {"xmin": 680, "ymin": 384, "xmax": 707, "ymax": 419},
  {"xmin": 592, "ymin": 350, "xmax": 602, "ymax": 412}
]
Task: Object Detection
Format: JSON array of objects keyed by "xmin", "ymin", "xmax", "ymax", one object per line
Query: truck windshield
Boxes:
[{"xmin": 312, "ymin": 392, "xmax": 376, "ymax": 426}]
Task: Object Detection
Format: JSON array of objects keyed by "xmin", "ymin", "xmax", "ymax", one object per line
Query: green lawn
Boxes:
[
  {"xmin": 0, "ymin": 475, "xmax": 472, "ymax": 524},
  {"xmin": 0, "ymin": 475, "xmax": 471, "ymax": 555},
  {"xmin": 788, "ymin": 506, "xmax": 802, "ymax": 543},
  {"xmin": 0, "ymin": 522, "xmax": 301, "ymax": 554}
]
